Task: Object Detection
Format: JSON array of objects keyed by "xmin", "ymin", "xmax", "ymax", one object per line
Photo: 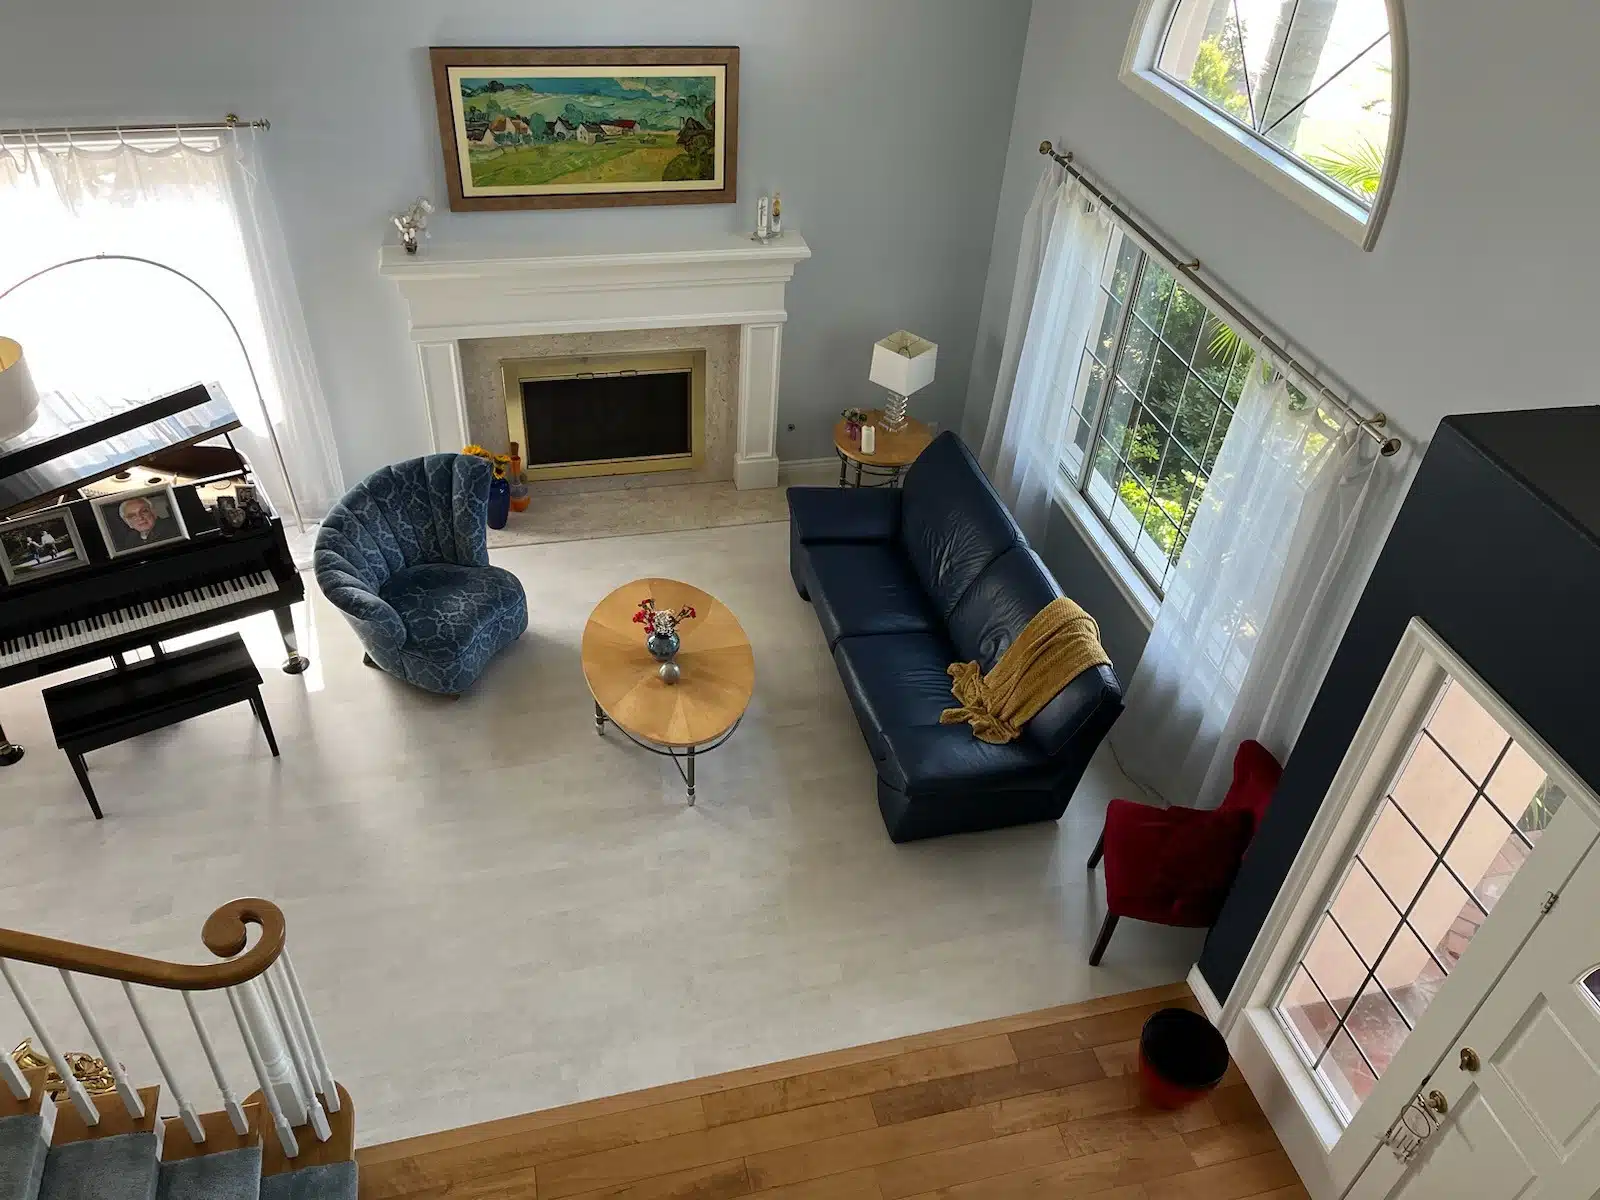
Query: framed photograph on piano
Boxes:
[
  {"xmin": 89, "ymin": 483, "xmax": 190, "ymax": 560},
  {"xmin": 0, "ymin": 507, "xmax": 90, "ymax": 586}
]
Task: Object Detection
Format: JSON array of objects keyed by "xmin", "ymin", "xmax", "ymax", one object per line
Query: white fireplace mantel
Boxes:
[{"xmin": 379, "ymin": 231, "xmax": 811, "ymax": 489}]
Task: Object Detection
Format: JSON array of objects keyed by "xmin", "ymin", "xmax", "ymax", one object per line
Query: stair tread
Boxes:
[
  {"xmin": 258, "ymin": 1162, "xmax": 356, "ymax": 1200},
  {"xmin": 156, "ymin": 1145, "xmax": 262, "ymax": 1200},
  {"xmin": 0, "ymin": 1114, "xmax": 50, "ymax": 1200},
  {"xmin": 39, "ymin": 1132, "xmax": 158, "ymax": 1200}
]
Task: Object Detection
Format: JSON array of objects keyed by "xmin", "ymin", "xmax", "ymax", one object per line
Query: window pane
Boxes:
[
  {"xmin": 1191, "ymin": 313, "xmax": 1239, "ymax": 384},
  {"xmin": 1486, "ymin": 740, "xmax": 1559, "ymax": 839},
  {"xmin": 1319, "ymin": 1028, "xmax": 1377, "ymax": 1118},
  {"xmin": 1145, "ymin": 344, "xmax": 1189, "ymax": 429},
  {"xmin": 1117, "ymin": 317, "xmax": 1159, "ymax": 398},
  {"xmin": 1303, "ymin": 913, "xmax": 1367, "ymax": 1020},
  {"xmin": 1161, "ymin": 285, "xmax": 1209, "ymax": 362},
  {"xmin": 1584, "ymin": 968, "xmax": 1600, "ymax": 1013},
  {"xmin": 1132, "ymin": 261, "xmax": 1175, "ymax": 329},
  {"xmin": 1329, "ymin": 862, "xmax": 1399, "ymax": 967},
  {"xmin": 1156, "ymin": 0, "xmax": 1396, "ymax": 206},
  {"xmin": 1282, "ymin": 966, "xmax": 1340, "ymax": 1062},
  {"xmin": 1429, "ymin": 680, "xmax": 1512, "ymax": 784},
  {"xmin": 1356, "ymin": 801, "xmax": 1435, "ymax": 917},
  {"xmin": 1445, "ymin": 798, "xmax": 1524, "ymax": 917},
  {"xmin": 1415, "ymin": 864, "xmax": 1487, "ymax": 973},
  {"xmin": 1172, "ymin": 378, "xmax": 1224, "ymax": 465},
  {"xmin": 1345, "ymin": 977, "xmax": 1411, "ymax": 1080},
  {"xmin": 1105, "ymin": 233, "xmax": 1141, "ymax": 301},
  {"xmin": 1374, "ymin": 920, "xmax": 1448, "ymax": 1029},
  {"xmin": 1124, "ymin": 409, "xmax": 1164, "ymax": 486},
  {"xmin": 1391, "ymin": 734, "xmax": 1477, "ymax": 853},
  {"xmin": 1092, "ymin": 293, "xmax": 1125, "ymax": 362}
]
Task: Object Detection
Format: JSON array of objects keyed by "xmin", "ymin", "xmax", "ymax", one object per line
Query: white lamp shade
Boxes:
[
  {"xmin": 0, "ymin": 337, "xmax": 41, "ymax": 441},
  {"xmin": 869, "ymin": 330, "xmax": 938, "ymax": 396}
]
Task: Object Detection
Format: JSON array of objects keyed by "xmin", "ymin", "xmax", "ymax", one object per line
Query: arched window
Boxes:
[{"xmin": 1122, "ymin": 0, "xmax": 1406, "ymax": 249}]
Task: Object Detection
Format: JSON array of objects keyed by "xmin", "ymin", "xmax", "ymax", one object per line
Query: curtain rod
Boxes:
[
  {"xmin": 0, "ymin": 115, "xmax": 270, "ymax": 141},
  {"xmin": 1039, "ymin": 140, "xmax": 1400, "ymax": 457}
]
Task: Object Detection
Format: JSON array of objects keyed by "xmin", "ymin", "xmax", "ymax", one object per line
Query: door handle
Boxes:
[
  {"xmin": 1459, "ymin": 1047, "xmax": 1480, "ymax": 1073},
  {"xmin": 1424, "ymin": 1090, "xmax": 1448, "ymax": 1115}
]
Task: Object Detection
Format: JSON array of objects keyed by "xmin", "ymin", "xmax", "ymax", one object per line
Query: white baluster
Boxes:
[
  {"xmin": 263, "ymin": 969, "xmax": 330, "ymax": 1141},
  {"xmin": 236, "ymin": 977, "xmax": 307, "ymax": 1126},
  {"xmin": 59, "ymin": 971, "xmax": 144, "ymax": 1120},
  {"xmin": 1, "ymin": 1048, "xmax": 30, "ymax": 1102},
  {"xmin": 278, "ymin": 953, "xmax": 338, "ymax": 1112},
  {"xmin": 227, "ymin": 986, "xmax": 298, "ymax": 1159},
  {"xmin": 0, "ymin": 960, "xmax": 98, "ymax": 1125},
  {"xmin": 121, "ymin": 983, "xmax": 204, "ymax": 1144},
  {"xmin": 182, "ymin": 992, "xmax": 248, "ymax": 1136}
]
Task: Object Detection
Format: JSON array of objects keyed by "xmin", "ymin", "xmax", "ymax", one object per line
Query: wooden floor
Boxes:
[{"xmin": 356, "ymin": 982, "xmax": 1306, "ymax": 1200}]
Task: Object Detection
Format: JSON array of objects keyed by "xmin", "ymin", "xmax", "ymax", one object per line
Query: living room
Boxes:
[{"xmin": 1, "ymin": 3, "xmax": 1598, "ymax": 1199}]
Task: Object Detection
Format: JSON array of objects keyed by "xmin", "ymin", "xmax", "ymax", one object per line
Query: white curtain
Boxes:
[
  {"xmin": 980, "ymin": 167, "xmax": 1112, "ymax": 542},
  {"xmin": 0, "ymin": 127, "xmax": 343, "ymax": 534},
  {"xmin": 1113, "ymin": 368, "xmax": 1381, "ymax": 808}
]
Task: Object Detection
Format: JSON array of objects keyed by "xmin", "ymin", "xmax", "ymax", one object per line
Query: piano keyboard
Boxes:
[{"xmin": 0, "ymin": 570, "xmax": 280, "ymax": 667}]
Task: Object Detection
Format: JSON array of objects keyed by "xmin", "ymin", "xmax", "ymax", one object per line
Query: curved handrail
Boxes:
[{"xmin": 0, "ymin": 899, "xmax": 285, "ymax": 991}]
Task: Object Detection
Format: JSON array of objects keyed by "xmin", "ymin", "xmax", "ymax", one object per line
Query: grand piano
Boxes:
[{"xmin": 0, "ymin": 382, "xmax": 308, "ymax": 764}]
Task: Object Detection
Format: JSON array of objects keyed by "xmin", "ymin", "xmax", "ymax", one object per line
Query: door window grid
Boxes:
[
  {"xmin": 1274, "ymin": 676, "xmax": 1562, "ymax": 1121},
  {"xmin": 1059, "ymin": 231, "xmax": 1255, "ymax": 595}
]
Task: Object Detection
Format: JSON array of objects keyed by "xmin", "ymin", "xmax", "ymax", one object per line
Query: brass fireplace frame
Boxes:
[{"xmin": 500, "ymin": 349, "xmax": 706, "ymax": 482}]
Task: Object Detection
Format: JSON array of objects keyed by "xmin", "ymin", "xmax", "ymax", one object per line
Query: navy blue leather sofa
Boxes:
[{"xmin": 788, "ymin": 432, "xmax": 1125, "ymax": 842}]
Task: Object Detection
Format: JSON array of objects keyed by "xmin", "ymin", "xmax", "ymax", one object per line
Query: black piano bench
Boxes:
[{"xmin": 42, "ymin": 633, "xmax": 279, "ymax": 819}]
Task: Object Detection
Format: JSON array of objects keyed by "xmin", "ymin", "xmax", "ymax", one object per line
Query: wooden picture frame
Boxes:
[{"xmin": 429, "ymin": 46, "xmax": 739, "ymax": 212}]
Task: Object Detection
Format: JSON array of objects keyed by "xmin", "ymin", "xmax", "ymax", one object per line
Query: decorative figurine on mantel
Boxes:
[{"xmin": 393, "ymin": 197, "xmax": 435, "ymax": 255}]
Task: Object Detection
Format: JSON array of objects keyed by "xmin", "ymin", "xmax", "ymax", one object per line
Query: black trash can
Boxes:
[{"xmin": 1139, "ymin": 1007, "xmax": 1231, "ymax": 1109}]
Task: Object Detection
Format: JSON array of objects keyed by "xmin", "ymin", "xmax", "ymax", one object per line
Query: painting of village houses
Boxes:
[{"xmin": 431, "ymin": 48, "xmax": 738, "ymax": 210}]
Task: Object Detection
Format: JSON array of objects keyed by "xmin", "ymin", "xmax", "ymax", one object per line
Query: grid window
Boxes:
[
  {"xmin": 1273, "ymin": 676, "xmax": 1565, "ymax": 1122},
  {"xmin": 1059, "ymin": 231, "xmax": 1253, "ymax": 595},
  {"xmin": 1153, "ymin": 0, "xmax": 1396, "ymax": 207}
]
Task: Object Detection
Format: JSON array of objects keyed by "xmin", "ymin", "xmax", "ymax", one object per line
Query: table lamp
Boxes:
[
  {"xmin": 869, "ymin": 331, "xmax": 937, "ymax": 433},
  {"xmin": 0, "ymin": 336, "xmax": 40, "ymax": 442}
]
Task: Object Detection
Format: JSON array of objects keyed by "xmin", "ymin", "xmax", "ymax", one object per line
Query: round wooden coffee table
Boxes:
[
  {"xmin": 581, "ymin": 578, "xmax": 754, "ymax": 805},
  {"xmin": 833, "ymin": 409, "xmax": 934, "ymax": 487}
]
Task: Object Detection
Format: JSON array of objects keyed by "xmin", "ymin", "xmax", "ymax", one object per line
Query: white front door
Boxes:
[{"xmin": 1353, "ymin": 838, "xmax": 1600, "ymax": 1199}]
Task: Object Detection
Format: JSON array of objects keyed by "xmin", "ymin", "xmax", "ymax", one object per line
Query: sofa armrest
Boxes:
[
  {"xmin": 787, "ymin": 486, "xmax": 902, "ymax": 544},
  {"xmin": 316, "ymin": 568, "xmax": 407, "ymax": 654}
]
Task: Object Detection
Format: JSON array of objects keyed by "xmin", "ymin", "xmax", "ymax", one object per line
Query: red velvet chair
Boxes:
[{"xmin": 1086, "ymin": 739, "xmax": 1284, "ymax": 966}]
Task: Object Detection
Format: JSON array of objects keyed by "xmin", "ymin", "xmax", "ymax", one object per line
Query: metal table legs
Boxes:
[{"xmin": 593, "ymin": 699, "xmax": 736, "ymax": 806}]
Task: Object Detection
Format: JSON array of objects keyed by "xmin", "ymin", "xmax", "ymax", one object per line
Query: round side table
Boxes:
[{"xmin": 833, "ymin": 410, "xmax": 934, "ymax": 487}]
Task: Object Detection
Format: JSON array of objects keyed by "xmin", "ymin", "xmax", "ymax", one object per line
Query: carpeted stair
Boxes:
[{"xmin": 0, "ymin": 1111, "xmax": 354, "ymax": 1200}]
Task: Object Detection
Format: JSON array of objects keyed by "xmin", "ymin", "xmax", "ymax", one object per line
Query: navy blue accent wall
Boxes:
[{"xmin": 1200, "ymin": 408, "xmax": 1600, "ymax": 1001}]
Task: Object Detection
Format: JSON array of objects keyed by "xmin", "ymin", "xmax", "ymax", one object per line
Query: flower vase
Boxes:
[
  {"xmin": 487, "ymin": 475, "xmax": 511, "ymax": 529},
  {"xmin": 646, "ymin": 630, "xmax": 680, "ymax": 662}
]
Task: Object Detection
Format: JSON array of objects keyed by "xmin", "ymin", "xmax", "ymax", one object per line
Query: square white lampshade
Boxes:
[
  {"xmin": 0, "ymin": 337, "xmax": 41, "ymax": 441},
  {"xmin": 869, "ymin": 331, "xmax": 938, "ymax": 396}
]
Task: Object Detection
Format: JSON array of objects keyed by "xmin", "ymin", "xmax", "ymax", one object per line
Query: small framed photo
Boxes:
[
  {"xmin": 90, "ymin": 484, "xmax": 190, "ymax": 559},
  {"xmin": 0, "ymin": 508, "xmax": 90, "ymax": 586}
]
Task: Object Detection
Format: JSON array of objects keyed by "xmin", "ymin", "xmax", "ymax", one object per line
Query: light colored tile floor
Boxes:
[
  {"xmin": 486, "ymin": 480, "xmax": 792, "ymax": 549},
  {"xmin": 0, "ymin": 522, "xmax": 1199, "ymax": 1146}
]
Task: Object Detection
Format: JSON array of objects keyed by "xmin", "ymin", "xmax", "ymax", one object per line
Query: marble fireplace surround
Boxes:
[
  {"xmin": 379, "ymin": 232, "xmax": 812, "ymax": 490},
  {"xmin": 458, "ymin": 327, "xmax": 736, "ymax": 494}
]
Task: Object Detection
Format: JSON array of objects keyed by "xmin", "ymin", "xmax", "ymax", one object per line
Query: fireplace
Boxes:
[{"xmin": 501, "ymin": 350, "xmax": 705, "ymax": 481}]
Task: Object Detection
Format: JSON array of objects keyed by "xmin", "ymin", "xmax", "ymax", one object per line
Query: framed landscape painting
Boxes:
[{"xmin": 430, "ymin": 46, "xmax": 739, "ymax": 211}]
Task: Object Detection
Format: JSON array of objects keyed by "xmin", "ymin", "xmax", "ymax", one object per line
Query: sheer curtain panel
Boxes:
[
  {"xmin": 980, "ymin": 168, "xmax": 1112, "ymax": 542},
  {"xmin": 1113, "ymin": 370, "xmax": 1381, "ymax": 808},
  {"xmin": 0, "ymin": 127, "xmax": 343, "ymax": 530}
]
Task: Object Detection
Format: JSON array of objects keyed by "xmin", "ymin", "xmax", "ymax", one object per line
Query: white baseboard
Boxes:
[
  {"xmin": 778, "ymin": 457, "xmax": 838, "ymax": 486},
  {"xmin": 1187, "ymin": 963, "xmax": 1223, "ymax": 1025},
  {"xmin": 733, "ymin": 454, "xmax": 780, "ymax": 490}
]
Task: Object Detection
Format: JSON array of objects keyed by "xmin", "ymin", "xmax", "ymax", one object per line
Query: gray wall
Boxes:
[
  {"xmin": 0, "ymin": 0, "xmax": 1031, "ymax": 481},
  {"xmin": 964, "ymin": 0, "xmax": 1600, "ymax": 678},
  {"xmin": 1039, "ymin": 511, "xmax": 1151, "ymax": 680}
]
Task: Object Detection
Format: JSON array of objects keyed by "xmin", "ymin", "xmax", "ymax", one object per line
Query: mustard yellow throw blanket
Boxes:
[{"xmin": 940, "ymin": 597, "xmax": 1110, "ymax": 745}]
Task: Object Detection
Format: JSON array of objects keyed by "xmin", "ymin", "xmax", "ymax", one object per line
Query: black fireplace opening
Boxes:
[{"xmin": 519, "ymin": 371, "xmax": 692, "ymax": 467}]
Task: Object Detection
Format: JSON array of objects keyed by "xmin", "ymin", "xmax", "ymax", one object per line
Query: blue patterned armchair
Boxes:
[{"xmin": 313, "ymin": 454, "xmax": 528, "ymax": 695}]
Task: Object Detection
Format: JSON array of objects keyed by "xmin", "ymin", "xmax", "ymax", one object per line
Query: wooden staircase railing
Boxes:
[{"xmin": 0, "ymin": 898, "xmax": 341, "ymax": 1163}]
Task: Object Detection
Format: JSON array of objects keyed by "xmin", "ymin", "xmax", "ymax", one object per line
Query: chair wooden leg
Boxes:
[
  {"xmin": 1087, "ymin": 829, "xmax": 1106, "ymax": 870},
  {"xmin": 1088, "ymin": 913, "xmax": 1120, "ymax": 966}
]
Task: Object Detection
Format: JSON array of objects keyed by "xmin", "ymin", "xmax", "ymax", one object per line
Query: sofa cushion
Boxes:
[
  {"xmin": 804, "ymin": 543, "xmax": 938, "ymax": 649},
  {"xmin": 787, "ymin": 486, "xmax": 901, "ymax": 544},
  {"xmin": 380, "ymin": 563, "xmax": 527, "ymax": 664},
  {"xmin": 945, "ymin": 546, "xmax": 1123, "ymax": 759},
  {"xmin": 833, "ymin": 631, "xmax": 962, "ymax": 738},
  {"xmin": 877, "ymin": 724, "xmax": 1055, "ymax": 799},
  {"xmin": 898, "ymin": 433, "xmax": 1023, "ymax": 618}
]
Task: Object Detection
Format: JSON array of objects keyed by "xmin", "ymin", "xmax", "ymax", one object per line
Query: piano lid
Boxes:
[{"xmin": 0, "ymin": 381, "xmax": 240, "ymax": 517}]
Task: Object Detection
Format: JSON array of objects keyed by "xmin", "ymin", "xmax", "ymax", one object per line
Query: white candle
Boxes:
[
  {"xmin": 861, "ymin": 424, "xmax": 877, "ymax": 454},
  {"xmin": 756, "ymin": 195, "xmax": 771, "ymax": 238}
]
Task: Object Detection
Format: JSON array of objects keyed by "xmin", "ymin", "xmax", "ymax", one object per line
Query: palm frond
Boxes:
[{"xmin": 1305, "ymin": 137, "xmax": 1386, "ymax": 197}]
